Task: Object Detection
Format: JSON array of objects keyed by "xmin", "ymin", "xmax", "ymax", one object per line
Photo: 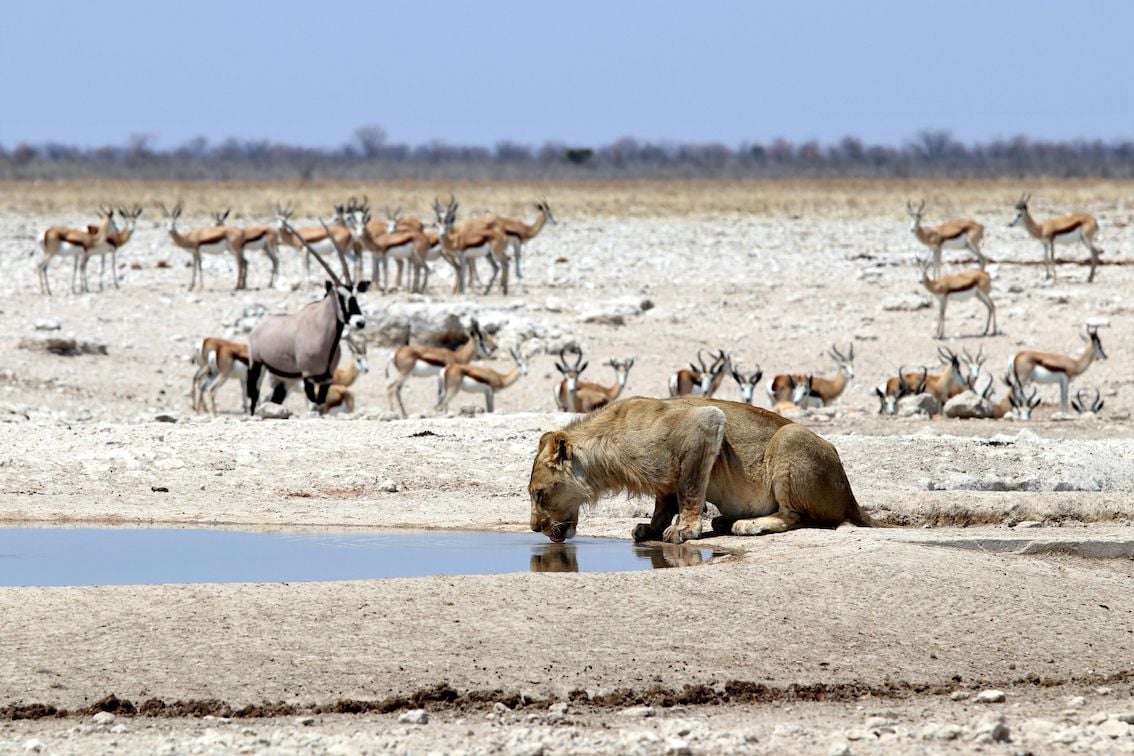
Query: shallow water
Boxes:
[{"xmin": 0, "ymin": 528, "xmax": 722, "ymax": 587}]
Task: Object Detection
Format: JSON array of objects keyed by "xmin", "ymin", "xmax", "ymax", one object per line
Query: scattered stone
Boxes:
[
  {"xmin": 1067, "ymin": 695, "xmax": 1087, "ymax": 707},
  {"xmin": 548, "ymin": 702, "xmax": 569, "ymax": 716},
  {"xmin": 33, "ymin": 318, "xmax": 62, "ymax": 331},
  {"xmin": 399, "ymin": 709, "xmax": 428, "ymax": 725},
  {"xmin": 935, "ymin": 724, "xmax": 963, "ymax": 741},
  {"xmin": 971, "ymin": 713, "xmax": 1010, "ymax": 743},
  {"xmin": 1038, "ymin": 290, "xmax": 1072, "ymax": 304},
  {"xmin": 664, "ymin": 738, "xmax": 692, "ymax": 755},
  {"xmin": 1097, "ymin": 718, "xmax": 1132, "ymax": 739},
  {"xmin": 1015, "ymin": 520, "xmax": 1043, "ymax": 529},
  {"xmin": 865, "ymin": 716, "xmax": 896, "ymax": 730},
  {"xmin": 828, "ymin": 743, "xmax": 852, "ymax": 756},
  {"xmin": 92, "ymin": 711, "xmax": 116, "ymax": 725},
  {"xmin": 578, "ymin": 297, "xmax": 653, "ymax": 326},
  {"xmin": 18, "ymin": 336, "xmax": 108, "ymax": 356},
  {"xmin": 975, "ymin": 689, "xmax": 1006, "ymax": 703},
  {"xmin": 621, "ymin": 706, "xmax": 656, "ymax": 718},
  {"xmin": 493, "ymin": 702, "xmax": 511, "ymax": 714},
  {"xmin": 110, "ymin": 724, "xmax": 128, "ymax": 734},
  {"xmin": 1116, "ymin": 712, "xmax": 1134, "ymax": 724},
  {"xmin": 951, "ymin": 691, "xmax": 971, "ymax": 701},
  {"xmin": 256, "ymin": 403, "xmax": 292, "ymax": 420},
  {"xmin": 898, "ymin": 392, "xmax": 941, "ymax": 417},
  {"xmin": 295, "ymin": 716, "xmax": 315, "ymax": 727},
  {"xmin": 153, "ymin": 413, "xmax": 180, "ymax": 423},
  {"xmin": 378, "ymin": 479, "xmax": 400, "ymax": 493},
  {"xmin": 23, "ymin": 740, "xmax": 45, "ymax": 753},
  {"xmin": 944, "ymin": 390, "xmax": 994, "ymax": 419}
]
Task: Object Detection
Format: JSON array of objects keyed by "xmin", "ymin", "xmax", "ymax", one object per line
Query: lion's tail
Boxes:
[{"xmin": 846, "ymin": 496, "xmax": 897, "ymax": 528}]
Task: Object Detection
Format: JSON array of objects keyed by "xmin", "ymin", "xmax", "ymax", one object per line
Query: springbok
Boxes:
[
  {"xmin": 81, "ymin": 206, "xmax": 143, "ymax": 292},
  {"xmin": 275, "ymin": 203, "xmax": 358, "ymax": 284},
  {"xmin": 1012, "ymin": 325, "xmax": 1107, "ymax": 414},
  {"xmin": 385, "ymin": 319, "xmax": 496, "ymax": 418},
  {"xmin": 434, "ymin": 197, "xmax": 512, "ymax": 295},
  {"xmin": 874, "ymin": 366, "xmax": 929, "ymax": 415},
  {"xmin": 921, "ymin": 347, "xmax": 970, "ymax": 406},
  {"xmin": 213, "ymin": 209, "xmax": 281, "ymax": 289},
  {"xmin": 555, "ymin": 349, "xmax": 635, "ymax": 412},
  {"xmin": 467, "ymin": 199, "xmax": 557, "ymax": 281},
  {"xmin": 768, "ymin": 344, "xmax": 854, "ymax": 407},
  {"xmin": 918, "ymin": 259, "xmax": 997, "ymax": 339},
  {"xmin": 191, "ymin": 337, "xmax": 250, "ymax": 416},
  {"xmin": 1009, "ymin": 193, "xmax": 1104, "ymax": 282},
  {"xmin": 668, "ymin": 350, "xmax": 730, "ymax": 397},
  {"xmin": 247, "ymin": 220, "xmax": 370, "ymax": 414},
  {"xmin": 772, "ymin": 375, "xmax": 813, "ymax": 414},
  {"xmin": 961, "ymin": 346, "xmax": 988, "ymax": 390},
  {"xmin": 162, "ymin": 203, "xmax": 248, "ymax": 290},
  {"xmin": 436, "ymin": 347, "xmax": 529, "ymax": 414},
  {"xmin": 729, "ymin": 364, "xmax": 763, "ymax": 405},
  {"xmin": 266, "ymin": 330, "xmax": 369, "ymax": 408},
  {"xmin": 36, "ymin": 207, "xmax": 118, "ymax": 295},
  {"xmin": 351, "ymin": 206, "xmax": 433, "ymax": 293},
  {"xmin": 1071, "ymin": 388, "xmax": 1104, "ymax": 416},
  {"xmin": 906, "ymin": 199, "xmax": 987, "ymax": 275}
]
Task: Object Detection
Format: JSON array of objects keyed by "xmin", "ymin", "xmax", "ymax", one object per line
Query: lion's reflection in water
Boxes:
[{"xmin": 529, "ymin": 542, "xmax": 713, "ymax": 573}]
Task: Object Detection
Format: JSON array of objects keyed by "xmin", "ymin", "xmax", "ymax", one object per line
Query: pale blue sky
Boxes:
[{"xmin": 3, "ymin": 0, "xmax": 1132, "ymax": 149}]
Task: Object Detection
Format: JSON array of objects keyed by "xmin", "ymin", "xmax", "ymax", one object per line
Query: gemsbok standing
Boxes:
[
  {"xmin": 1009, "ymin": 193, "xmax": 1104, "ymax": 283},
  {"xmin": 1012, "ymin": 325, "xmax": 1107, "ymax": 414},
  {"xmin": 918, "ymin": 259, "xmax": 997, "ymax": 339},
  {"xmin": 436, "ymin": 347, "xmax": 529, "ymax": 414},
  {"xmin": 246, "ymin": 220, "xmax": 370, "ymax": 415},
  {"xmin": 907, "ymin": 199, "xmax": 987, "ymax": 275},
  {"xmin": 36, "ymin": 207, "xmax": 118, "ymax": 295},
  {"xmin": 162, "ymin": 203, "xmax": 247, "ymax": 291},
  {"xmin": 385, "ymin": 319, "xmax": 496, "ymax": 418}
]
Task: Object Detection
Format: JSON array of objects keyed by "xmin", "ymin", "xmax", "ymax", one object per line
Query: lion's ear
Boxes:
[{"xmin": 539, "ymin": 431, "xmax": 572, "ymax": 468}]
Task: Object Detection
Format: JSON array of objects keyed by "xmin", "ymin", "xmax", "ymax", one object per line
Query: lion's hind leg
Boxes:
[
  {"xmin": 729, "ymin": 509, "xmax": 802, "ymax": 536},
  {"xmin": 633, "ymin": 493, "xmax": 678, "ymax": 543}
]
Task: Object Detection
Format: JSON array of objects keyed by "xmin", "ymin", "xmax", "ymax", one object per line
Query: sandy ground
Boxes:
[{"xmin": 1, "ymin": 180, "xmax": 1133, "ymax": 753}]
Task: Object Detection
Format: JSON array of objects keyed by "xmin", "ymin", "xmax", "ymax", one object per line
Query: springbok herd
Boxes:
[{"xmin": 32, "ymin": 192, "xmax": 1113, "ymax": 421}]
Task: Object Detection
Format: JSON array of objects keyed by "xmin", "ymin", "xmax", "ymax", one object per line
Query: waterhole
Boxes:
[{"xmin": 0, "ymin": 528, "xmax": 724, "ymax": 587}]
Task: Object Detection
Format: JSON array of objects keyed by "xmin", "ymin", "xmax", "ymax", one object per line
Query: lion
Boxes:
[{"xmin": 528, "ymin": 396, "xmax": 882, "ymax": 544}]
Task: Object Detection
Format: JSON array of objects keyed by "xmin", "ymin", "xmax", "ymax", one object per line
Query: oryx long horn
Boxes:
[
  {"xmin": 318, "ymin": 218, "xmax": 354, "ymax": 287},
  {"xmin": 279, "ymin": 219, "xmax": 342, "ymax": 288}
]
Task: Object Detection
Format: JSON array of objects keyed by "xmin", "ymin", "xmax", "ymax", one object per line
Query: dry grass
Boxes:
[{"xmin": 3, "ymin": 178, "xmax": 1133, "ymax": 220}]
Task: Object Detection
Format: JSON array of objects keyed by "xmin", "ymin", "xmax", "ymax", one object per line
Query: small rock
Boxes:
[
  {"xmin": 865, "ymin": 716, "xmax": 896, "ymax": 730},
  {"xmin": 548, "ymin": 702, "xmax": 569, "ymax": 716},
  {"xmin": 664, "ymin": 738, "xmax": 691, "ymax": 756},
  {"xmin": 827, "ymin": 742, "xmax": 852, "ymax": 756},
  {"xmin": 935, "ymin": 724, "xmax": 963, "ymax": 741},
  {"xmin": 972, "ymin": 713, "xmax": 1010, "ymax": 742},
  {"xmin": 1015, "ymin": 520, "xmax": 1043, "ymax": 529},
  {"xmin": 92, "ymin": 711, "xmax": 116, "ymax": 725},
  {"xmin": 295, "ymin": 716, "xmax": 315, "ymax": 726},
  {"xmin": 399, "ymin": 709, "xmax": 428, "ymax": 725},
  {"xmin": 33, "ymin": 318, "xmax": 62, "ymax": 331},
  {"xmin": 378, "ymin": 479, "xmax": 400, "ymax": 493},
  {"xmin": 493, "ymin": 702, "xmax": 511, "ymax": 714},
  {"xmin": 1067, "ymin": 695, "xmax": 1087, "ymax": 707},
  {"xmin": 621, "ymin": 706, "xmax": 656, "ymax": 718},
  {"xmin": 23, "ymin": 740, "xmax": 45, "ymax": 753},
  {"xmin": 256, "ymin": 403, "xmax": 292, "ymax": 420},
  {"xmin": 153, "ymin": 413, "xmax": 180, "ymax": 423},
  {"xmin": 898, "ymin": 392, "xmax": 941, "ymax": 417},
  {"xmin": 110, "ymin": 724, "xmax": 128, "ymax": 734},
  {"xmin": 975, "ymin": 689, "xmax": 1006, "ymax": 703},
  {"xmin": 1116, "ymin": 712, "xmax": 1134, "ymax": 724},
  {"xmin": 1094, "ymin": 686, "xmax": 1112, "ymax": 696},
  {"xmin": 944, "ymin": 391, "xmax": 994, "ymax": 419},
  {"xmin": 1099, "ymin": 718, "xmax": 1134, "ymax": 738},
  {"xmin": 880, "ymin": 294, "xmax": 931, "ymax": 312}
]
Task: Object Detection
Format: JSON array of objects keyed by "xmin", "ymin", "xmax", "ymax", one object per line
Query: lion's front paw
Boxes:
[
  {"xmin": 662, "ymin": 523, "xmax": 701, "ymax": 544},
  {"xmin": 631, "ymin": 523, "xmax": 656, "ymax": 543},
  {"xmin": 710, "ymin": 516, "xmax": 734, "ymax": 535}
]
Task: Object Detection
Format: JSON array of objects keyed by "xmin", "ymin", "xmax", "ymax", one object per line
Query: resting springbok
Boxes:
[
  {"xmin": 191, "ymin": 337, "xmax": 250, "ymax": 416},
  {"xmin": 772, "ymin": 375, "xmax": 812, "ymax": 414},
  {"xmin": 960, "ymin": 346, "xmax": 988, "ymax": 391},
  {"xmin": 1012, "ymin": 325, "xmax": 1107, "ymax": 414},
  {"xmin": 247, "ymin": 221, "xmax": 369, "ymax": 414},
  {"xmin": 906, "ymin": 199, "xmax": 987, "ymax": 275},
  {"xmin": 385, "ymin": 319, "xmax": 496, "ymax": 418},
  {"xmin": 466, "ymin": 198, "xmax": 557, "ymax": 281},
  {"xmin": 729, "ymin": 364, "xmax": 763, "ymax": 404},
  {"xmin": 921, "ymin": 347, "xmax": 970, "ymax": 406},
  {"xmin": 36, "ymin": 207, "xmax": 119, "ymax": 295},
  {"xmin": 213, "ymin": 209, "xmax": 281, "ymax": 289},
  {"xmin": 81, "ymin": 206, "xmax": 143, "ymax": 292},
  {"xmin": 434, "ymin": 197, "xmax": 512, "ymax": 295},
  {"xmin": 436, "ymin": 347, "xmax": 529, "ymax": 414},
  {"xmin": 668, "ymin": 350, "xmax": 730, "ymax": 397},
  {"xmin": 162, "ymin": 203, "xmax": 248, "ymax": 290},
  {"xmin": 275, "ymin": 203, "xmax": 358, "ymax": 284},
  {"xmin": 555, "ymin": 348, "xmax": 635, "ymax": 412},
  {"xmin": 874, "ymin": 366, "xmax": 928, "ymax": 415},
  {"xmin": 767, "ymin": 344, "xmax": 854, "ymax": 407},
  {"xmin": 1009, "ymin": 193, "xmax": 1104, "ymax": 283},
  {"xmin": 918, "ymin": 259, "xmax": 997, "ymax": 339},
  {"xmin": 1071, "ymin": 388, "xmax": 1104, "ymax": 416}
]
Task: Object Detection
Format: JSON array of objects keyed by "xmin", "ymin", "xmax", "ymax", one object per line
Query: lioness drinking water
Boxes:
[{"xmin": 529, "ymin": 396, "xmax": 882, "ymax": 543}]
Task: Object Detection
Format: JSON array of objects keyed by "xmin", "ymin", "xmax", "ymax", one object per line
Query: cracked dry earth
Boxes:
[{"xmin": 1, "ymin": 180, "xmax": 1133, "ymax": 753}]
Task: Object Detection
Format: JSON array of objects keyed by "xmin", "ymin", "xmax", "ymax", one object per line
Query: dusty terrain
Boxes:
[{"xmin": 1, "ymin": 180, "xmax": 1133, "ymax": 753}]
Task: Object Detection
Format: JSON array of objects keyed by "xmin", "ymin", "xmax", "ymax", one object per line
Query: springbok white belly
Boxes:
[
  {"xmin": 411, "ymin": 361, "xmax": 443, "ymax": 377},
  {"xmin": 387, "ymin": 242, "xmax": 416, "ymax": 261},
  {"xmin": 459, "ymin": 376, "xmax": 492, "ymax": 395},
  {"xmin": 941, "ymin": 235, "xmax": 970, "ymax": 250},
  {"xmin": 1029, "ymin": 365, "xmax": 1064, "ymax": 384},
  {"xmin": 944, "ymin": 286, "xmax": 978, "ymax": 302},
  {"xmin": 50, "ymin": 241, "xmax": 86, "ymax": 258},
  {"xmin": 462, "ymin": 243, "xmax": 493, "ymax": 260},
  {"xmin": 198, "ymin": 241, "xmax": 230, "ymax": 256},
  {"xmin": 243, "ymin": 236, "xmax": 271, "ymax": 252},
  {"xmin": 1053, "ymin": 229, "xmax": 1084, "ymax": 246}
]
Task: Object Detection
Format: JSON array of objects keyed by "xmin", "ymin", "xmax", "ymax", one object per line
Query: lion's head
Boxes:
[{"xmin": 529, "ymin": 431, "xmax": 592, "ymax": 542}]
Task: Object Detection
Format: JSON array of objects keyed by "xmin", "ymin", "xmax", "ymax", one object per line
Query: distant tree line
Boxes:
[{"xmin": 2, "ymin": 127, "xmax": 1133, "ymax": 180}]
